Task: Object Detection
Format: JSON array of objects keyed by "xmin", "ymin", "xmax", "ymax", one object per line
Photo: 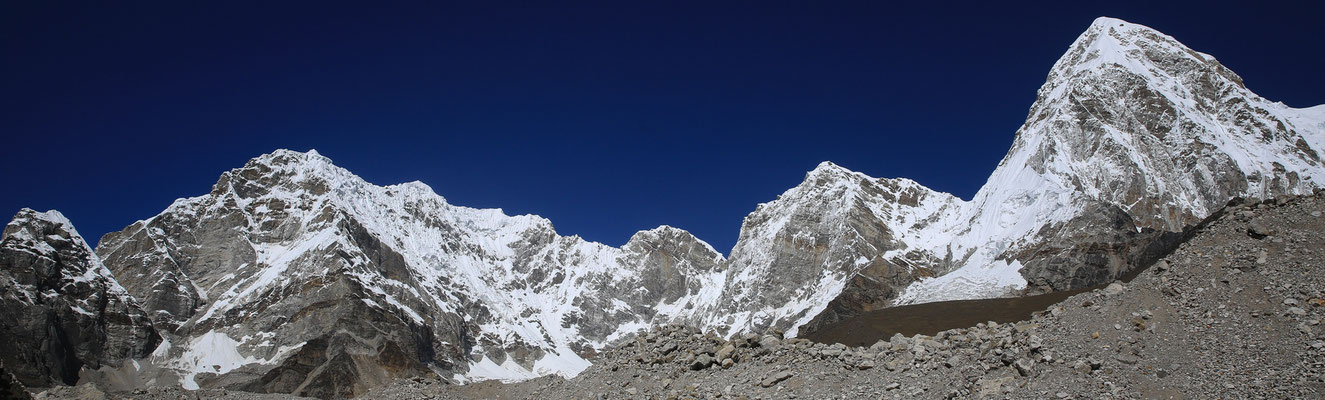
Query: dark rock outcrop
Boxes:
[
  {"xmin": 0, "ymin": 209, "xmax": 158, "ymax": 388},
  {"xmin": 0, "ymin": 360, "xmax": 33, "ymax": 400}
]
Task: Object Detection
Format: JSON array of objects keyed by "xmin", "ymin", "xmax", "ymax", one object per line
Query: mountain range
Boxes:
[{"xmin": 2, "ymin": 17, "xmax": 1322, "ymax": 399}]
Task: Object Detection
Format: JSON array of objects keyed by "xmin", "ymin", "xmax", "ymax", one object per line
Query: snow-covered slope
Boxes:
[{"xmin": 86, "ymin": 16, "xmax": 1323, "ymax": 394}]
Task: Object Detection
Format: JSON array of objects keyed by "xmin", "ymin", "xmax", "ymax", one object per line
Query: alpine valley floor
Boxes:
[{"xmin": 30, "ymin": 190, "xmax": 1325, "ymax": 399}]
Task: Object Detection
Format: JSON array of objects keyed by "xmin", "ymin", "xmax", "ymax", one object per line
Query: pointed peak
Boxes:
[
  {"xmin": 626, "ymin": 225, "xmax": 725, "ymax": 260},
  {"xmin": 254, "ymin": 149, "xmax": 333, "ymax": 166},
  {"xmin": 810, "ymin": 161, "xmax": 843, "ymax": 172},
  {"xmin": 1052, "ymin": 16, "xmax": 1204, "ymax": 75},
  {"xmin": 209, "ymin": 149, "xmax": 360, "ymax": 198},
  {"xmin": 389, "ymin": 180, "xmax": 436, "ymax": 194},
  {"xmin": 806, "ymin": 161, "xmax": 855, "ymax": 179},
  {"xmin": 628, "ymin": 225, "xmax": 689, "ymax": 242},
  {"xmin": 642, "ymin": 225, "xmax": 687, "ymax": 235},
  {"xmin": 1028, "ymin": 15, "xmax": 1244, "ymax": 113},
  {"xmin": 1087, "ymin": 16, "xmax": 1143, "ymax": 31},
  {"xmin": 12, "ymin": 208, "xmax": 74, "ymax": 229},
  {"xmin": 239, "ymin": 149, "xmax": 349, "ymax": 179},
  {"xmin": 804, "ymin": 161, "xmax": 876, "ymax": 185},
  {"xmin": 3, "ymin": 208, "xmax": 90, "ymax": 252},
  {"xmin": 7, "ymin": 208, "xmax": 79, "ymax": 237}
]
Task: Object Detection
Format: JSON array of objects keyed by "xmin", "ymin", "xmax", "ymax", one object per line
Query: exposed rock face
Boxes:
[
  {"xmin": 1009, "ymin": 202, "xmax": 1186, "ymax": 291},
  {"xmin": 0, "ymin": 209, "xmax": 158, "ymax": 388}
]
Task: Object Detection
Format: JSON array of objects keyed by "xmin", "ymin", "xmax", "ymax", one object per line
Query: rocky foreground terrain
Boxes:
[{"xmin": 26, "ymin": 189, "xmax": 1323, "ymax": 399}]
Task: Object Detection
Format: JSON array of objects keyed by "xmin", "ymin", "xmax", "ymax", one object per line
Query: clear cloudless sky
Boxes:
[{"xmin": 3, "ymin": 1, "xmax": 1323, "ymax": 254}]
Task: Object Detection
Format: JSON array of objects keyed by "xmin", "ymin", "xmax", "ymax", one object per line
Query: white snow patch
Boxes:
[
  {"xmin": 462, "ymin": 346, "xmax": 591, "ymax": 383},
  {"xmin": 172, "ymin": 331, "xmax": 263, "ymax": 390},
  {"xmin": 895, "ymin": 259, "xmax": 1028, "ymax": 305}
]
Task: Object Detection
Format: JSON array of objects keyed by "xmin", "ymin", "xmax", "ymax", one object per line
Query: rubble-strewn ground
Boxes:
[{"xmin": 32, "ymin": 190, "xmax": 1325, "ymax": 399}]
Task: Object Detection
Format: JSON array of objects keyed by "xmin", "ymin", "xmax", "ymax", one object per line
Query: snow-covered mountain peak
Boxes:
[
  {"xmin": 1, "ymin": 209, "xmax": 159, "ymax": 387},
  {"xmin": 1055, "ymin": 16, "xmax": 1217, "ymax": 74},
  {"xmin": 1002, "ymin": 16, "xmax": 1325, "ymax": 231},
  {"xmin": 245, "ymin": 148, "xmax": 339, "ymax": 175},
  {"xmin": 3, "ymin": 208, "xmax": 129, "ymax": 299},
  {"xmin": 1033, "ymin": 15, "xmax": 1250, "ymax": 121},
  {"xmin": 806, "ymin": 160, "xmax": 847, "ymax": 175},
  {"xmin": 624, "ymin": 225, "xmax": 725, "ymax": 263},
  {"xmin": 212, "ymin": 149, "xmax": 362, "ymax": 197},
  {"xmin": 801, "ymin": 161, "xmax": 877, "ymax": 186},
  {"xmin": 890, "ymin": 17, "xmax": 1325, "ymax": 306},
  {"xmin": 4, "ymin": 209, "xmax": 83, "ymax": 249}
]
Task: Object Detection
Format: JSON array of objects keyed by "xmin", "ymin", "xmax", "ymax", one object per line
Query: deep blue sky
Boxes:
[{"xmin": 4, "ymin": 1, "xmax": 1323, "ymax": 254}]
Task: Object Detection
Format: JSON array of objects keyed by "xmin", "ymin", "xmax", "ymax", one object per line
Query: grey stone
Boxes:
[
  {"xmin": 1248, "ymin": 218, "xmax": 1275, "ymax": 238},
  {"xmin": 715, "ymin": 344, "xmax": 736, "ymax": 361},
  {"xmin": 1014, "ymin": 359, "xmax": 1035, "ymax": 376},
  {"xmin": 1103, "ymin": 282, "xmax": 1126, "ymax": 296},
  {"xmin": 659, "ymin": 342, "xmax": 679, "ymax": 355},
  {"xmin": 689, "ymin": 354, "xmax": 713, "ymax": 371},
  {"xmin": 759, "ymin": 371, "xmax": 793, "ymax": 387}
]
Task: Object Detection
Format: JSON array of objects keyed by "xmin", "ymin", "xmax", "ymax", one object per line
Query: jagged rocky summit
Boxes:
[
  {"xmin": 0, "ymin": 209, "xmax": 159, "ymax": 389},
  {"xmin": 5, "ymin": 16, "xmax": 1321, "ymax": 398}
]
